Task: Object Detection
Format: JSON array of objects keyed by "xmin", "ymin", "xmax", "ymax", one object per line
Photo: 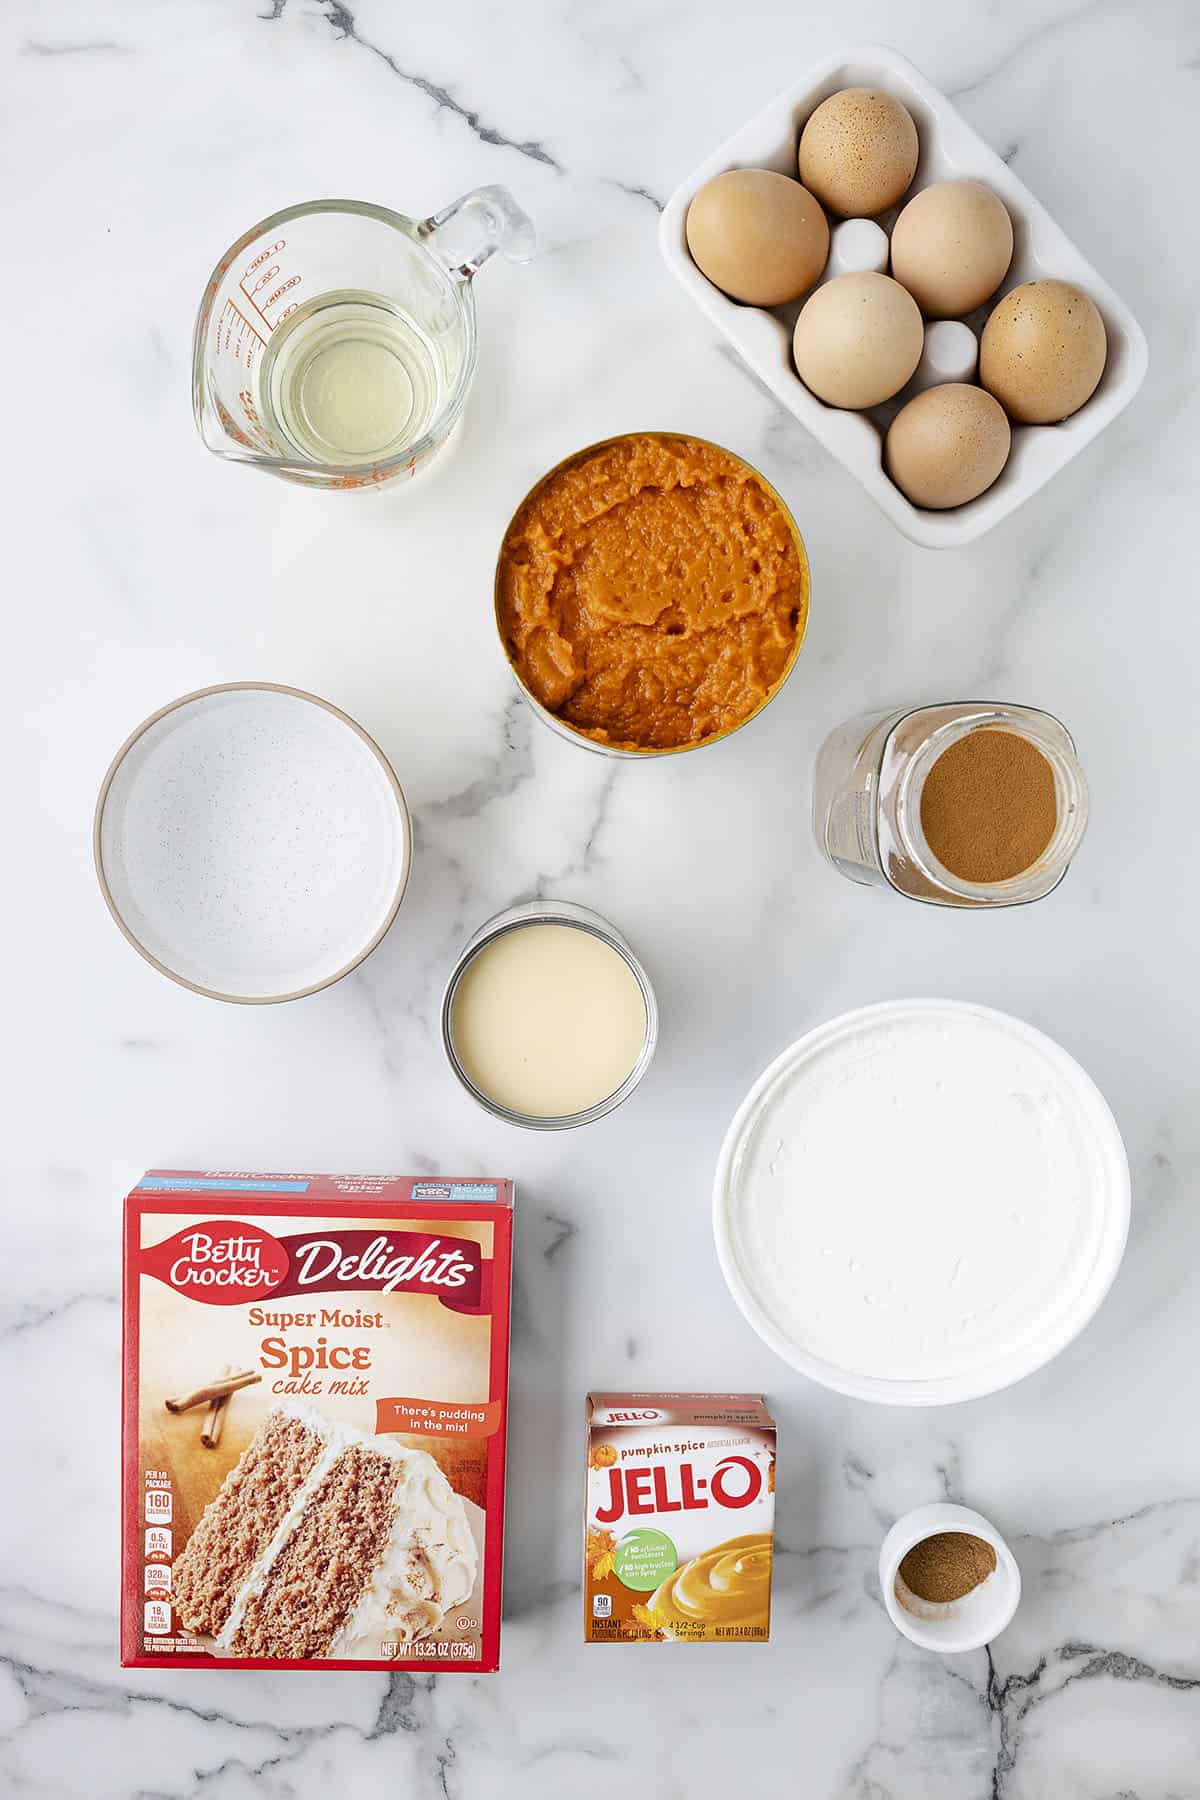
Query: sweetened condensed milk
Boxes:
[{"xmin": 447, "ymin": 915, "xmax": 651, "ymax": 1123}]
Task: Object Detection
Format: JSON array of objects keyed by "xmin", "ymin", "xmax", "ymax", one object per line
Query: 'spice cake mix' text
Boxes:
[
  {"xmin": 121, "ymin": 1172, "xmax": 512, "ymax": 1672},
  {"xmin": 584, "ymin": 1393, "xmax": 776, "ymax": 1642}
]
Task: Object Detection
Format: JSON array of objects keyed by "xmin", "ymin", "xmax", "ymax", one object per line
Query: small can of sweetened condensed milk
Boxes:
[{"xmin": 441, "ymin": 900, "xmax": 659, "ymax": 1129}]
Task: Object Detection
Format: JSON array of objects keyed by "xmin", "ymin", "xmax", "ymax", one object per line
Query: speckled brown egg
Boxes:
[
  {"xmin": 885, "ymin": 384, "xmax": 1012, "ymax": 508},
  {"xmin": 798, "ymin": 87, "xmax": 919, "ymax": 218},
  {"xmin": 980, "ymin": 280, "xmax": 1107, "ymax": 423},
  {"xmin": 890, "ymin": 180, "xmax": 1014, "ymax": 317},
  {"xmin": 686, "ymin": 169, "xmax": 830, "ymax": 306},
  {"xmin": 793, "ymin": 272, "xmax": 924, "ymax": 409}
]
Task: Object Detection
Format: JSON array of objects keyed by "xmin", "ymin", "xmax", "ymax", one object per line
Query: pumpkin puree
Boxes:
[{"xmin": 496, "ymin": 434, "xmax": 806, "ymax": 752}]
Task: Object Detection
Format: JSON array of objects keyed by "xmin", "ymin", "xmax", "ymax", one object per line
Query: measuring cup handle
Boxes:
[{"xmin": 419, "ymin": 186, "xmax": 535, "ymax": 279}]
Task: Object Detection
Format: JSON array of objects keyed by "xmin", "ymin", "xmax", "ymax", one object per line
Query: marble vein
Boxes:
[
  {"xmin": 0, "ymin": 1291, "xmax": 118, "ymax": 1340},
  {"xmin": 541, "ymin": 1212, "xmax": 576, "ymax": 1261},
  {"xmin": 610, "ymin": 180, "xmax": 665, "ymax": 212},
  {"xmin": 531, "ymin": 762, "xmax": 620, "ymax": 895},
  {"xmin": 269, "ymin": 0, "xmax": 565, "ymax": 171},
  {"xmin": 983, "ymin": 1636, "xmax": 1200, "ymax": 1799},
  {"xmin": 424, "ymin": 696, "xmax": 536, "ymax": 825},
  {"xmin": 944, "ymin": 0, "xmax": 1111, "ymax": 102},
  {"xmin": 24, "ymin": 39, "xmax": 129, "ymax": 55}
]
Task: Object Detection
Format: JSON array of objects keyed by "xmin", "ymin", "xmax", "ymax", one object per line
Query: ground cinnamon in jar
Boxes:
[
  {"xmin": 897, "ymin": 1531, "xmax": 997, "ymax": 1606},
  {"xmin": 920, "ymin": 728, "xmax": 1057, "ymax": 884}
]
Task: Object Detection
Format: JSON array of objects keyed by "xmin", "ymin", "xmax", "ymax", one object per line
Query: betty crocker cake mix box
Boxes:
[
  {"xmin": 121, "ymin": 1171, "xmax": 512, "ymax": 1672},
  {"xmin": 584, "ymin": 1393, "xmax": 776, "ymax": 1643}
]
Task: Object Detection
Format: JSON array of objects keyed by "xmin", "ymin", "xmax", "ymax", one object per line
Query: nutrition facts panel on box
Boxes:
[
  {"xmin": 144, "ymin": 1474, "xmax": 173, "ymax": 1525},
  {"xmin": 142, "ymin": 1473, "xmax": 176, "ymax": 1642}
]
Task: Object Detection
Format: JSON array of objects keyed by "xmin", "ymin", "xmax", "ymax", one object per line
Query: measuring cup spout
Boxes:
[{"xmin": 419, "ymin": 186, "xmax": 535, "ymax": 279}]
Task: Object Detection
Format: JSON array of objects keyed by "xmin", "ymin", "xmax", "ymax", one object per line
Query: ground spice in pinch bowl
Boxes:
[
  {"xmin": 879, "ymin": 1503, "xmax": 1021, "ymax": 1653},
  {"xmin": 494, "ymin": 432, "xmax": 810, "ymax": 757},
  {"xmin": 898, "ymin": 1531, "xmax": 997, "ymax": 1605}
]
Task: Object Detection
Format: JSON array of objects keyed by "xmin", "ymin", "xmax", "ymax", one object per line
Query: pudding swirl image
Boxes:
[{"xmin": 649, "ymin": 1533, "xmax": 773, "ymax": 1637}]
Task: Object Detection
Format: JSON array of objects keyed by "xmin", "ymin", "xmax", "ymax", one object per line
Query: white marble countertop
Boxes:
[{"xmin": 4, "ymin": 0, "xmax": 1198, "ymax": 1793}]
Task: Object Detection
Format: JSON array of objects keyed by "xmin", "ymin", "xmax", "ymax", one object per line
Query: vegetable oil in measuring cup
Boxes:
[{"xmin": 255, "ymin": 290, "xmax": 445, "ymax": 466}]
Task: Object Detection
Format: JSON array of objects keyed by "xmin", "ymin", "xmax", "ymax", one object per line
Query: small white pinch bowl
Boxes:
[
  {"xmin": 94, "ymin": 682, "xmax": 411, "ymax": 1003},
  {"xmin": 659, "ymin": 42, "xmax": 1148, "ymax": 547},
  {"xmin": 880, "ymin": 1502, "xmax": 1021, "ymax": 1653}
]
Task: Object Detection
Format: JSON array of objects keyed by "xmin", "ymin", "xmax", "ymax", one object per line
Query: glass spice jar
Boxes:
[{"xmin": 812, "ymin": 702, "xmax": 1089, "ymax": 907}]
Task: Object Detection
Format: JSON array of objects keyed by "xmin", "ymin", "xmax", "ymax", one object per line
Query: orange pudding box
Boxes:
[
  {"xmin": 584, "ymin": 1393, "xmax": 776, "ymax": 1643},
  {"xmin": 121, "ymin": 1171, "xmax": 513, "ymax": 1672}
]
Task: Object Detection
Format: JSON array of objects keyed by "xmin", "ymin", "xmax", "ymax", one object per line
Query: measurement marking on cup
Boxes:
[
  {"xmin": 238, "ymin": 278, "xmax": 276, "ymax": 336},
  {"xmin": 217, "ymin": 299, "xmax": 268, "ymax": 374},
  {"xmin": 245, "ymin": 239, "xmax": 286, "ymax": 275},
  {"xmin": 263, "ymin": 276, "xmax": 301, "ymax": 310},
  {"xmin": 223, "ymin": 299, "xmax": 266, "ymax": 347}
]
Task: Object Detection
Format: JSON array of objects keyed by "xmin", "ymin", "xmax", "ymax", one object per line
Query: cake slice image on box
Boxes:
[{"xmin": 172, "ymin": 1402, "xmax": 478, "ymax": 1658}]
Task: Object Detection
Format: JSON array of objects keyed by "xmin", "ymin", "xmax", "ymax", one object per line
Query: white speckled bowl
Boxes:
[
  {"xmin": 659, "ymin": 43, "xmax": 1149, "ymax": 547},
  {"xmin": 94, "ymin": 683, "xmax": 411, "ymax": 1003}
]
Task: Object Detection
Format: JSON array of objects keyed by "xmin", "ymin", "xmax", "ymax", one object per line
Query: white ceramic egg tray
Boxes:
[{"xmin": 659, "ymin": 43, "xmax": 1148, "ymax": 549}]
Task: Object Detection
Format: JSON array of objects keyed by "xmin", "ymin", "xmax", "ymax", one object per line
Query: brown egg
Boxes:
[
  {"xmin": 686, "ymin": 169, "xmax": 830, "ymax": 306},
  {"xmin": 890, "ymin": 180, "xmax": 1014, "ymax": 317},
  {"xmin": 793, "ymin": 272, "xmax": 924, "ymax": 409},
  {"xmin": 798, "ymin": 87, "xmax": 919, "ymax": 218},
  {"xmin": 885, "ymin": 384, "xmax": 1011, "ymax": 508},
  {"xmin": 980, "ymin": 280, "xmax": 1107, "ymax": 423}
]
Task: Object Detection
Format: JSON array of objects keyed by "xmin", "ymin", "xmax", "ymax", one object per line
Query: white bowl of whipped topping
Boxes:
[{"xmin": 713, "ymin": 999, "xmax": 1130, "ymax": 1405}]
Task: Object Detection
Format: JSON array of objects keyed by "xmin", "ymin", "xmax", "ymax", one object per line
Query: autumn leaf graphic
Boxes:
[
  {"xmin": 586, "ymin": 1527, "xmax": 617, "ymax": 1582},
  {"xmin": 622, "ymin": 1602, "xmax": 670, "ymax": 1641}
]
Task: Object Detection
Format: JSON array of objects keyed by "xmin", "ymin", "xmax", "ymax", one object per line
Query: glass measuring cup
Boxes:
[{"xmin": 192, "ymin": 187, "xmax": 534, "ymax": 489}]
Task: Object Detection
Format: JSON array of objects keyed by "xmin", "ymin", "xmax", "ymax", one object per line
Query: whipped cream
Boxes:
[{"xmin": 720, "ymin": 1003, "xmax": 1127, "ymax": 1386}]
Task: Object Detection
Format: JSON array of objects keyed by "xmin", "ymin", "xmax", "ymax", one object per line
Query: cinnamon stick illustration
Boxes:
[
  {"xmin": 200, "ymin": 1364, "xmax": 234, "ymax": 1449},
  {"xmin": 165, "ymin": 1370, "xmax": 261, "ymax": 1414}
]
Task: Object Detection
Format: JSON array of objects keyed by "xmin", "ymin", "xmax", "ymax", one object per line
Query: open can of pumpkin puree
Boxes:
[{"xmin": 494, "ymin": 432, "xmax": 810, "ymax": 758}]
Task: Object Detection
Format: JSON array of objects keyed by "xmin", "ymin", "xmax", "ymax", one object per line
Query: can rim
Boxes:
[{"xmin": 493, "ymin": 431, "xmax": 810, "ymax": 758}]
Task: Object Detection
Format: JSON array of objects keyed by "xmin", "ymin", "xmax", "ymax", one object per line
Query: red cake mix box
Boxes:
[{"xmin": 121, "ymin": 1171, "xmax": 513, "ymax": 1672}]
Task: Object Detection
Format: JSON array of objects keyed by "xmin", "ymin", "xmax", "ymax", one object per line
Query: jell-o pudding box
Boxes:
[{"xmin": 584, "ymin": 1393, "xmax": 776, "ymax": 1643}]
